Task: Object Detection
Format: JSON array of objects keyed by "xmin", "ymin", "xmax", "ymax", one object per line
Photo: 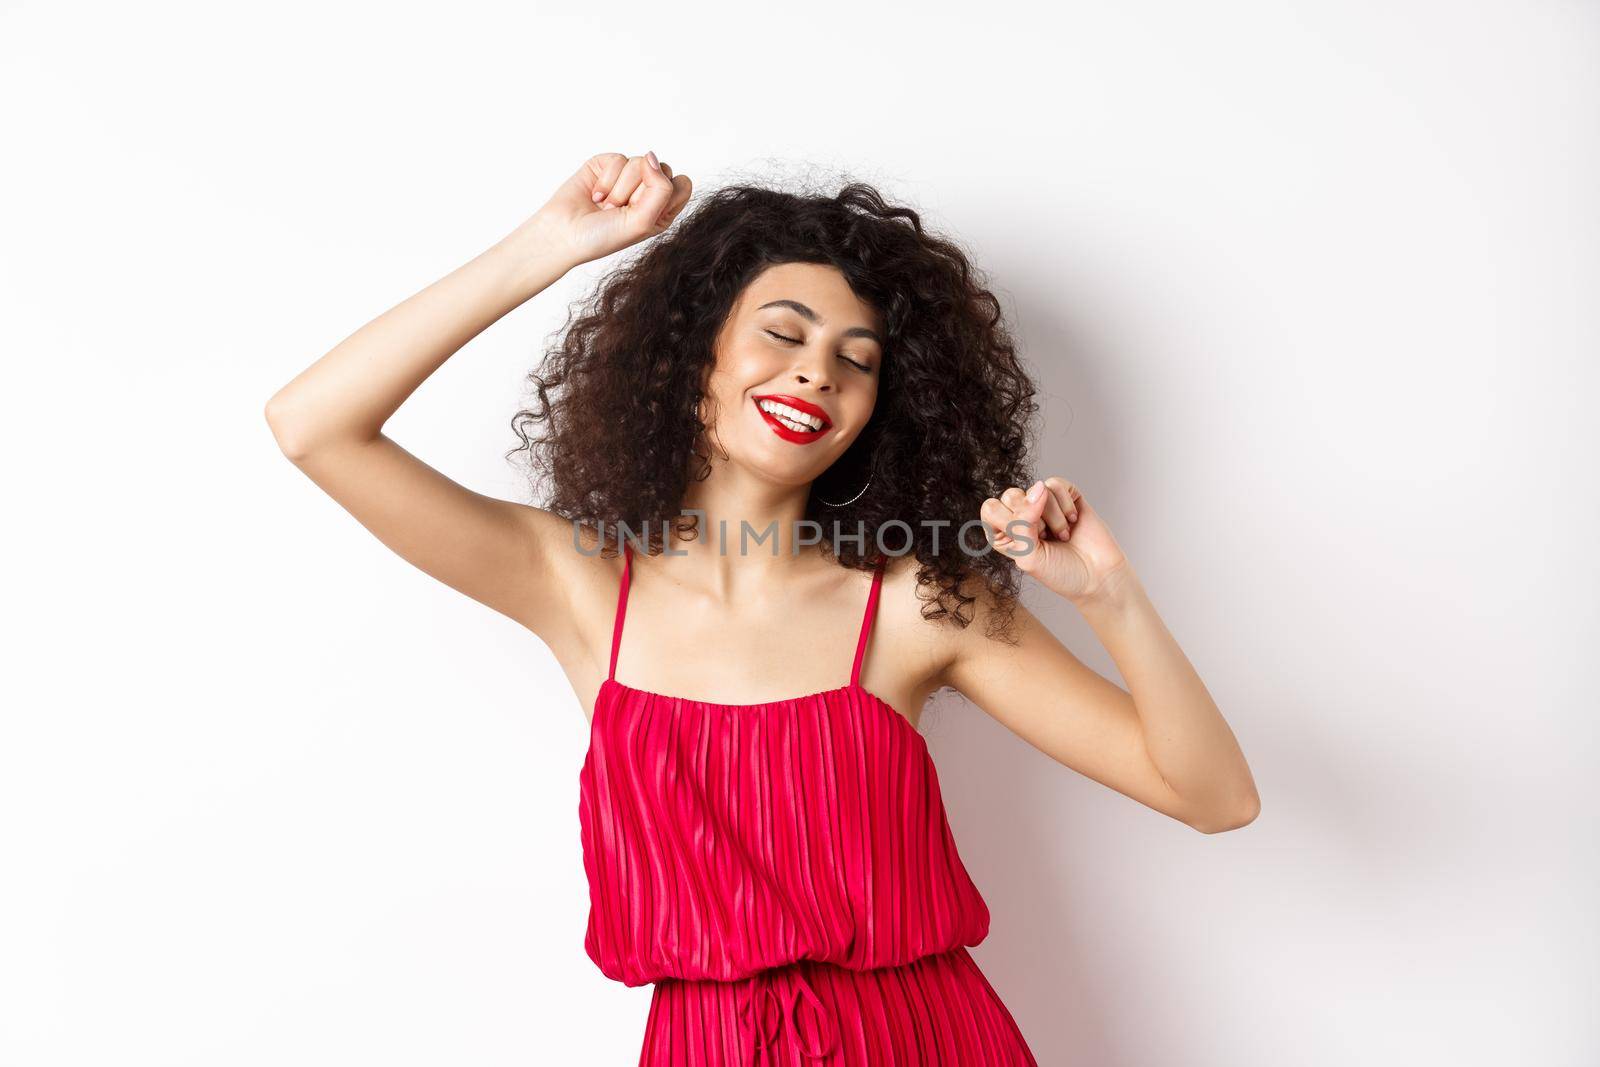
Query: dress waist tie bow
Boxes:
[{"xmin": 737, "ymin": 967, "xmax": 838, "ymax": 1065}]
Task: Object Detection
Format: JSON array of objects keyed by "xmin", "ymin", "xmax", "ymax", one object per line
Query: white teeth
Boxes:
[{"xmin": 757, "ymin": 399, "xmax": 824, "ymax": 432}]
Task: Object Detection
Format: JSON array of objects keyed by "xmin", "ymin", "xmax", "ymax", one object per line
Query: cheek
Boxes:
[
  {"xmin": 700, "ymin": 352, "xmax": 762, "ymax": 421},
  {"xmin": 845, "ymin": 391, "xmax": 878, "ymax": 431},
  {"xmin": 720, "ymin": 346, "xmax": 771, "ymax": 388},
  {"xmin": 709, "ymin": 350, "xmax": 774, "ymax": 410}
]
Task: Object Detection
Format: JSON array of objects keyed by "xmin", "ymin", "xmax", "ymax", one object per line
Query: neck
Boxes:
[
  {"xmin": 674, "ymin": 460, "xmax": 819, "ymax": 563},
  {"xmin": 611, "ymin": 460, "xmax": 851, "ymax": 604}
]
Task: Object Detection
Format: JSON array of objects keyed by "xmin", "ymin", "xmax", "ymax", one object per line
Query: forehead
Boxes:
[{"xmin": 736, "ymin": 262, "xmax": 882, "ymax": 329}]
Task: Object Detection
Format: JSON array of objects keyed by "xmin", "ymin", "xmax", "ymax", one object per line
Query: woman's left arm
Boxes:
[{"xmin": 940, "ymin": 477, "xmax": 1261, "ymax": 834}]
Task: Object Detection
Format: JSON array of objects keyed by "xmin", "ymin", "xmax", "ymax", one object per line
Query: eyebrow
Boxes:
[{"xmin": 756, "ymin": 299, "xmax": 883, "ymax": 346}]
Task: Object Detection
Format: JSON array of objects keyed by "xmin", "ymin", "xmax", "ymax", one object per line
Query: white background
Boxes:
[{"xmin": 3, "ymin": 2, "xmax": 1595, "ymax": 1064}]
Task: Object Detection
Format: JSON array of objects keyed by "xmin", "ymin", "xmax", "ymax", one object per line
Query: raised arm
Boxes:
[
  {"xmin": 942, "ymin": 477, "xmax": 1261, "ymax": 834},
  {"xmin": 263, "ymin": 151, "xmax": 692, "ymax": 643}
]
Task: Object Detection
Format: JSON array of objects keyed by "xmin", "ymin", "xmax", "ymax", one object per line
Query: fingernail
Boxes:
[
  {"xmin": 1026, "ymin": 481, "xmax": 1044, "ymax": 502},
  {"xmin": 646, "ymin": 150, "xmax": 661, "ymax": 171},
  {"xmin": 592, "ymin": 189, "xmax": 604, "ymax": 202}
]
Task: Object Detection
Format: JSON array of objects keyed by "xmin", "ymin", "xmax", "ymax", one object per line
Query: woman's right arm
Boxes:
[
  {"xmin": 263, "ymin": 151, "xmax": 692, "ymax": 642},
  {"xmin": 264, "ymin": 224, "xmax": 577, "ymax": 638}
]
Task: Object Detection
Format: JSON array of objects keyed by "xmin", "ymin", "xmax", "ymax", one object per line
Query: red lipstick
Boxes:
[{"xmin": 752, "ymin": 394, "xmax": 832, "ymax": 444}]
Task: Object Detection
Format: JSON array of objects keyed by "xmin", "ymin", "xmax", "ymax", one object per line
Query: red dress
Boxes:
[{"xmin": 579, "ymin": 542, "xmax": 1038, "ymax": 1065}]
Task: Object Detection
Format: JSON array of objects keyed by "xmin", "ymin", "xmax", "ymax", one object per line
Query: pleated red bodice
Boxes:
[{"xmin": 577, "ymin": 541, "xmax": 993, "ymax": 989}]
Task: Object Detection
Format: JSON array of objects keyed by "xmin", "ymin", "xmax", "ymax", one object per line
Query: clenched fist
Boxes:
[
  {"xmin": 527, "ymin": 151, "xmax": 694, "ymax": 268},
  {"xmin": 982, "ymin": 477, "xmax": 1132, "ymax": 605}
]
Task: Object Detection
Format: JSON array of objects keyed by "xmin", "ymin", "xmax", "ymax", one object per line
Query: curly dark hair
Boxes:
[{"xmin": 509, "ymin": 178, "xmax": 1041, "ymax": 640}]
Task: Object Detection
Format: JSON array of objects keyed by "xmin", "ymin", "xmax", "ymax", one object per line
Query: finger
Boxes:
[
  {"xmin": 988, "ymin": 488, "xmax": 1039, "ymax": 541},
  {"xmin": 602, "ymin": 155, "xmax": 644, "ymax": 207},
  {"xmin": 1036, "ymin": 479, "xmax": 1072, "ymax": 539},
  {"xmin": 1002, "ymin": 484, "xmax": 1047, "ymax": 533},
  {"xmin": 623, "ymin": 151, "xmax": 679, "ymax": 231},
  {"xmin": 980, "ymin": 498, "xmax": 1027, "ymax": 555},
  {"xmin": 995, "ymin": 484, "xmax": 1045, "ymax": 556},
  {"xmin": 602, "ymin": 155, "xmax": 649, "ymax": 209},
  {"xmin": 657, "ymin": 172, "xmax": 693, "ymax": 228},
  {"xmin": 980, "ymin": 496, "xmax": 1016, "ymax": 536},
  {"xmin": 982, "ymin": 501, "xmax": 1023, "ymax": 554},
  {"xmin": 588, "ymin": 153, "xmax": 629, "ymax": 204},
  {"xmin": 1044, "ymin": 476, "xmax": 1082, "ymax": 523}
]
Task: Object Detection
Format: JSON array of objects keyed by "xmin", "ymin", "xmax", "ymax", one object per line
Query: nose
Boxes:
[
  {"xmin": 792, "ymin": 370, "xmax": 834, "ymax": 395},
  {"xmin": 791, "ymin": 349, "xmax": 837, "ymax": 392}
]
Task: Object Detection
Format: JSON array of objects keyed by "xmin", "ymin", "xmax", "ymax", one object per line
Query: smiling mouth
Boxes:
[{"xmin": 752, "ymin": 395, "xmax": 832, "ymax": 442}]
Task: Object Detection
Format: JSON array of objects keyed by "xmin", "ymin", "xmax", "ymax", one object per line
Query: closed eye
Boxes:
[{"xmin": 765, "ymin": 330, "xmax": 874, "ymax": 373}]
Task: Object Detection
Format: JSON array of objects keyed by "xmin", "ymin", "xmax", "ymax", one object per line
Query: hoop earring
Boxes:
[{"xmin": 818, "ymin": 476, "xmax": 871, "ymax": 507}]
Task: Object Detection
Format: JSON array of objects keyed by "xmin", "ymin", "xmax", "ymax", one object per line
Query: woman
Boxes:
[{"xmin": 266, "ymin": 150, "xmax": 1260, "ymax": 1065}]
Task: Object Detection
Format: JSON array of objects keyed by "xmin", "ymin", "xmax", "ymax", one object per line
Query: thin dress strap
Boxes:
[
  {"xmin": 607, "ymin": 540, "xmax": 633, "ymax": 682},
  {"xmin": 849, "ymin": 553, "xmax": 887, "ymax": 688}
]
